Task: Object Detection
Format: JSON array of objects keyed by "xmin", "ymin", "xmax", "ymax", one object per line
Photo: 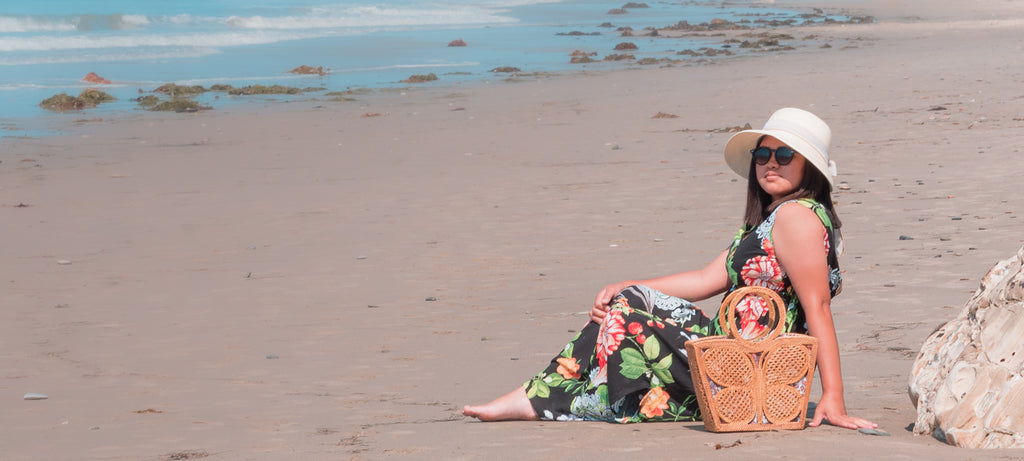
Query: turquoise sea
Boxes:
[{"xmin": 0, "ymin": 0, "xmax": 845, "ymax": 137}]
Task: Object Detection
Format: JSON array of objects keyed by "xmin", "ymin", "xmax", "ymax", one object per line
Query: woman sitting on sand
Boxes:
[{"xmin": 463, "ymin": 108, "xmax": 876, "ymax": 430}]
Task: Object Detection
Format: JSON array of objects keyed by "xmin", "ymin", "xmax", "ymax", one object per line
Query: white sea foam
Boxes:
[
  {"xmin": 223, "ymin": 5, "xmax": 518, "ymax": 30},
  {"xmin": 0, "ymin": 29, "xmax": 318, "ymax": 53},
  {"xmin": 0, "ymin": 16, "xmax": 78, "ymax": 33}
]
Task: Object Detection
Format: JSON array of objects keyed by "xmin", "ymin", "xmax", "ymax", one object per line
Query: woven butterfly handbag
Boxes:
[{"xmin": 684, "ymin": 286, "xmax": 818, "ymax": 432}]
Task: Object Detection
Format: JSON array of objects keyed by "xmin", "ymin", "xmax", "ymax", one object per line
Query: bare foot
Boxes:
[{"xmin": 463, "ymin": 387, "xmax": 539, "ymax": 421}]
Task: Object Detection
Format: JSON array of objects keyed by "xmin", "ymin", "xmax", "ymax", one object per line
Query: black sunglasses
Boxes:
[{"xmin": 751, "ymin": 146, "xmax": 797, "ymax": 166}]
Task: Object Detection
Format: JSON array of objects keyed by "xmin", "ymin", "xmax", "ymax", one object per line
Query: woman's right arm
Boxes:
[{"xmin": 590, "ymin": 249, "xmax": 731, "ymax": 323}]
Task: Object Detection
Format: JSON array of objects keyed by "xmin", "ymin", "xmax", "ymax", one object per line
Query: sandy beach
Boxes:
[{"xmin": 3, "ymin": 0, "xmax": 1024, "ymax": 459}]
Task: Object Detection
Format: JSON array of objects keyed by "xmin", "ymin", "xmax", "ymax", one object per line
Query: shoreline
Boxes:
[
  {"xmin": 4, "ymin": 1, "xmax": 1024, "ymax": 459},
  {"xmin": 1, "ymin": 2, "xmax": 872, "ymax": 140}
]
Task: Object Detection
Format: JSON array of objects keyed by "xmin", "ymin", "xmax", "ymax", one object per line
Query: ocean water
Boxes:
[{"xmin": 0, "ymin": 0, "xmax": 840, "ymax": 137}]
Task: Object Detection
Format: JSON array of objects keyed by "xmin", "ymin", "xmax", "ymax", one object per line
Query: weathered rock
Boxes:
[
  {"xmin": 909, "ymin": 245, "xmax": 1024, "ymax": 448},
  {"xmin": 82, "ymin": 72, "xmax": 110, "ymax": 84},
  {"xmin": 288, "ymin": 65, "xmax": 327, "ymax": 75},
  {"xmin": 447, "ymin": 39, "xmax": 467, "ymax": 47}
]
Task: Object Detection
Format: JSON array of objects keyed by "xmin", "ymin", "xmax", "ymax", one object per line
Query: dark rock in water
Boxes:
[
  {"xmin": 447, "ymin": 38, "xmax": 467, "ymax": 47},
  {"xmin": 228, "ymin": 84, "xmax": 303, "ymax": 95},
  {"xmin": 622, "ymin": 2, "xmax": 649, "ymax": 8},
  {"xmin": 603, "ymin": 53, "xmax": 634, "ymax": 61},
  {"xmin": 39, "ymin": 89, "xmax": 116, "ymax": 112},
  {"xmin": 154, "ymin": 83, "xmax": 207, "ymax": 97},
  {"xmin": 148, "ymin": 99, "xmax": 210, "ymax": 112},
  {"xmin": 607, "ymin": 8, "xmax": 627, "ymax": 14},
  {"xmin": 614, "ymin": 42, "xmax": 638, "ymax": 50},
  {"xmin": 490, "ymin": 66, "xmax": 521, "ymax": 73},
  {"xmin": 288, "ymin": 65, "xmax": 327, "ymax": 75},
  {"xmin": 135, "ymin": 95, "xmax": 161, "ymax": 108},
  {"xmin": 401, "ymin": 73, "xmax": 438, "ymax": 83}
]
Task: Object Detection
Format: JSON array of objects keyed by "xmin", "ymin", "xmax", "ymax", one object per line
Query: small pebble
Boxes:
[
  {"xmin": 425, "ymin": 296, "xmax": 437, "ymax": 302},
  {"xmin": 837, "ymin": 182, "xmax": 851, "ymax": 190},
  {"xmin": 24, "ymin": 393, "xmax": 48, "ymax": 400},
  {"xmin": 899, "ymin": 235, "xmax": 914, "ymax": 240},
  {"xmin": 952, "ymin": 216, "xmax": 963, "ymax": 221},
  {"xmin": 858, "ymin": 428, "xmax": 890, "ymax": 436},
  {"xmin": 356, "ymin": 255, "xmax": 367, "ymax": 260},
  {"xmin": 57, "ymin": 260, "xmax": 71, "ymax": 265},
  {"xmin": 266, "ymin": 354, "xmax": 279, "ymax": 359},
  {"xmin": 90, "ymin": 426, "xmax": 100, "ymax": 431},
  {"xmin": 367, "ymin": 304, "xmax": 379, "ymax": 308}
]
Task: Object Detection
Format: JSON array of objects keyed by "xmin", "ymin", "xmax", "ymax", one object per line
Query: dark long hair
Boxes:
[{"xmin": 742, "ymin": 139, "xmax": 842, "ymax": 229}]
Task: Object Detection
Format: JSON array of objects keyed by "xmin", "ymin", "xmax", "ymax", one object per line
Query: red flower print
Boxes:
[
  {"xmin": 736, "ymin": 295, "xmax": 769, "ymax": 339},
  {"xmin": 628, "ymin": 322, "xmax": 643, "ymax": 335},
  {"xmin": 613, "ymin": 296, "xmax": 631, "ymax": 309},
  {"xmin": 740, "ymin": 254, "xmax": 785, "ymax": 291},
  {"xmin": 822, "ymin": 228, "xmax": 830, "ymax": 253},
  {"xmin": 597, "ymin": 310, "xmax": 626, "ymax": 368},
  {"xmin": 636, "ymin": 334, "xmax": 647, "ymax": 345}
]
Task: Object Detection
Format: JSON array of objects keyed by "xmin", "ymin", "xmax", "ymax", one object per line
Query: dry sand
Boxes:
[{"xmin": 3, "ymin": 0, "xmax": 1024, "ymax": 459}]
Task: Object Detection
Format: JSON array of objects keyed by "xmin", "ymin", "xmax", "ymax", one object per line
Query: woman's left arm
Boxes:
[{"xmin": 772, "ymin": 203, "xmax": 877, "ymax": 430}]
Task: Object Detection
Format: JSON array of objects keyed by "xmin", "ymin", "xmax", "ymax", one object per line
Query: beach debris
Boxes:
[
  {"xmin": 652, "ymin": 112, "xmax": 678, "ymax": 119},
  {"xmin": 23, "ymin": 393, "xmax": 48, "ymax": 400},
  {"xmin": 676, "ymin": 123, "xmax": 751, "ymax": 134},
  {"xmin": 164, "ymin": 450, "xmax": 210, "ymax": 460},
  {"xmin": 361, "ymin": 112, "xmax": 384, "ymax": 118},
  {"xmin": 401, "ymin": 73, "xmax": 438, "ymax": 83},
  {"xmin": 858, "ymin": 428, "xmax": 890, "ymax": 436},
  {"xmin": 134, "ymin": 408, "xmax": 163, "ymax": 414},
  {"xmin": 447, "ymin": 38, "xmax": 467, "ymax": 47},
  {"xmin": 837, "ymin": 182, "xmax": 851, "ymax": 190},
  {"xmin": 57, "ymin": 259, "xmax": 72, "ymax": 265},
  {"xmin": 266, "ymin": 354, "xmax": 279, "ymax": 359},
  {"xmin": 909, "ymin": 245, "xmax": 1024, "ymax": 448},
  {"xmin": 705, "ymin": 439, "xmax": 742, "ymax": 449},
  {"xmin": 898, "ymin": 235, "xmax": 914, "ymax": 240},
  {"xmin": 614, "ymin": 42, "xmax": 638, "ymax": 51},
  {"xmin": 288, "ymin": 65, "xmax": 327, "ymax": 75},
  {"xmin": 15, "ymin": 203, "xmax": 30, "ymax": 208},
  {"xmin": 425, "ymin": 297, "xmax": 438, "ymax": 302},
  {"xmin": 490, "ymin": 66, "xmax": 521, "ymax": 73},
  {"xmin": 82, "ymin": 72, "xmax": 111, "ymax": 84},
  {"xmin": 39, "ymin": 90, "xmax": 116, "ymax": 112}
]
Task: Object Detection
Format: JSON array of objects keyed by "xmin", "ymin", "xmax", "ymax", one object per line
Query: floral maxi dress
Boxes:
[{"xmin": 523, "ymin": 199, "xmax": 842, "ymax": 422}]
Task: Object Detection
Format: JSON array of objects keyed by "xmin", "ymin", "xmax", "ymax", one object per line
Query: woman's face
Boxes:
[{"xmin": 755, "ymin": 136, "xmax": 806, "ymax": 201}]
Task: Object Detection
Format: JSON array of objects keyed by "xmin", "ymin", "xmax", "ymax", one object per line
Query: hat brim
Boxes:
[{"xmin": 724, "ymin": 129, "xmax": 834, "ymax": 188}]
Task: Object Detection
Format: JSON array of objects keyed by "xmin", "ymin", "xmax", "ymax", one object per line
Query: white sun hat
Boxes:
[{"xmin": 723, "ymin": 108, "xmax": 837, "ymax": 188}]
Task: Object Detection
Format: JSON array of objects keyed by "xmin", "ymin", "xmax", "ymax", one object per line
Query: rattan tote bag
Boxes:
[{"xmin": 685, "ymin": 286, "xmax": 818, "ymax": 432}]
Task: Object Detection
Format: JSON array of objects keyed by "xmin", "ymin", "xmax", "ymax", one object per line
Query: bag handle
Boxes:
[{"xmin": 717, "ymin": 286, "xmax": 787, "ymax": 342}]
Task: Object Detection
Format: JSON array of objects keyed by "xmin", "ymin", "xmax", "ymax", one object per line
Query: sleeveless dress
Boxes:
[{"xmin": 523, "ymin": 198, "xmax": 842, "ymax": 422}]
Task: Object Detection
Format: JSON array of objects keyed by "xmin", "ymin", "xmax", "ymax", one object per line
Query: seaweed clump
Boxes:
[
  {"xmin": 402, "ymin": 73, "xmax": 439, "ymax": 83},
  {"xmin": 39, "ymin": 89, "xmax": 116, "ymax": 112}
]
